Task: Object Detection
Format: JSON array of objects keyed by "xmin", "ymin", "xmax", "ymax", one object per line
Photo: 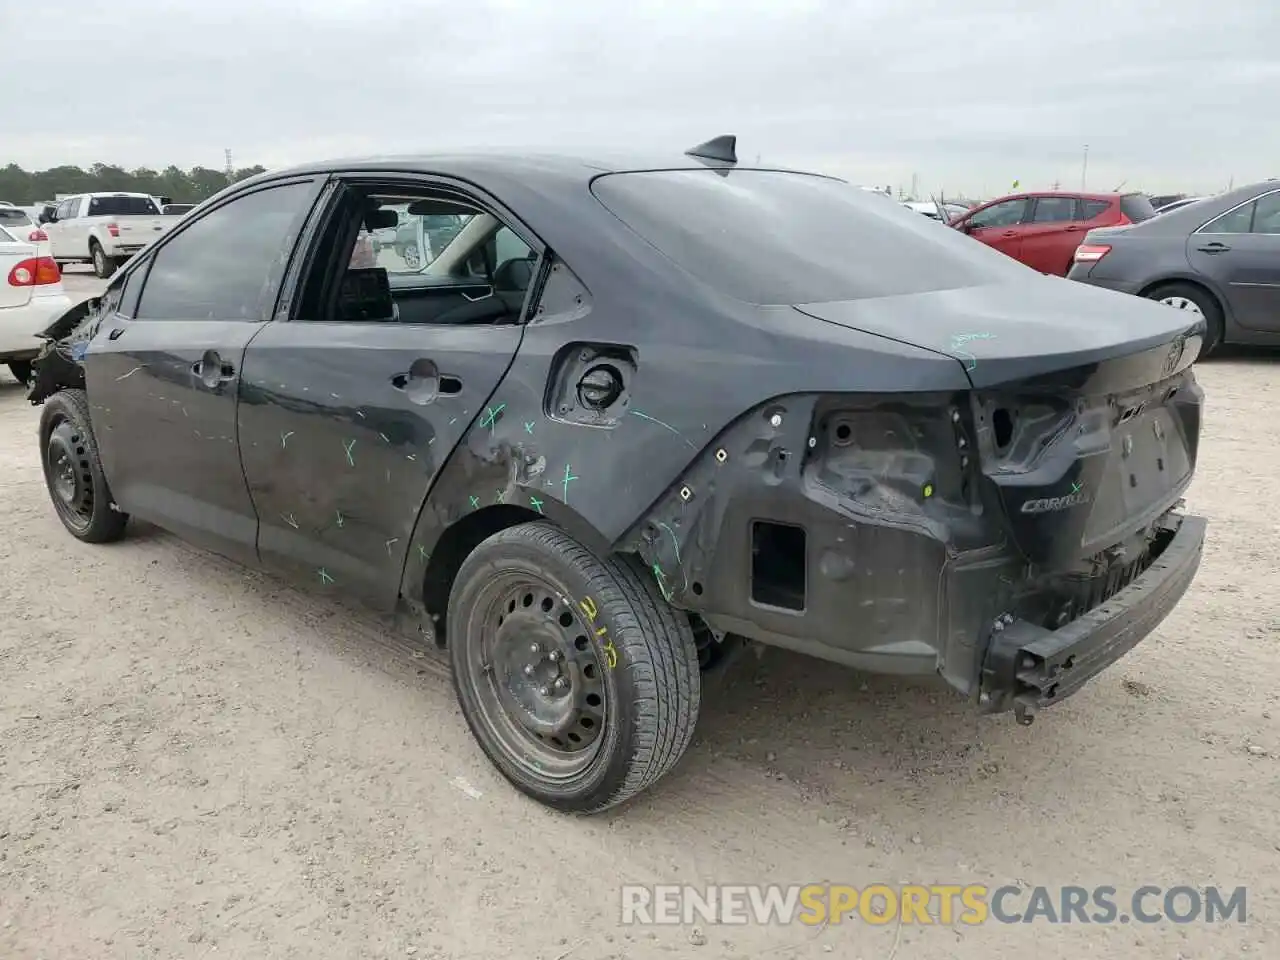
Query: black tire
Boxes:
[
  {"xmin": 448, "ymin": 522, "xmax": 700, "ymax": 813},
  {"xmin": 1144, "ymin": 282, "xmax": 1224, "ymax": 357},
  {"xmin": 38, "ymin": 389, "xmax": 128, "ymax": 543},
  {"xmin": 6, "ymin": 360, "xmax": 33, "ymax": 385},
  {"xmin": 90, "ymin": 241, "xmax": 117, "ymax": 279}
]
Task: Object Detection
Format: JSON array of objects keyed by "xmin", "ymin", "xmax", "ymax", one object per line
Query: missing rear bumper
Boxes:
[{"xmin": 980, "ymin": 513, "xmax": 1206, "ymax": 721}]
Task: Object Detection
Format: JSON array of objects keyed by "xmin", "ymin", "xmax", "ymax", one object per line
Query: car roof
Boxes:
[
  {"xmin": 254, "ymin": 150, "xmax": 836, "ymax": 193},
  {"xmin": 1117, "ymin": 179, "xmax": 1279, "ymax": 235}
]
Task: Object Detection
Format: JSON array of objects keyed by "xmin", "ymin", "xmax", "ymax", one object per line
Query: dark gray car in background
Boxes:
[{"xmin": 1067, "ymin": 180, "xmax": 1280, "ymax": 354}]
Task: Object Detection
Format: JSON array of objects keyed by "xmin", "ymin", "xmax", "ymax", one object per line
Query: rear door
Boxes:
[
  {"xmin": 1188, "ymin": 187, "xmax": 1280, "ymax": 333},
  {"xmin": 85, "ymin": 177, "xmax": 324, "ymax": 565},
  {"xmin": 959, "ymin": 197, "xmax": 1029, "ymax": 262},
  {"xmin": 1019, "ymin": 195, "xmax": 1085, "ymax": 275},
  {"xmin": 235, "ymin": 175, "xmax": 539, "ymax": 609}
]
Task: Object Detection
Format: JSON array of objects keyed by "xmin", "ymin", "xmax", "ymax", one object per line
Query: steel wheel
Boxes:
[
  {"xmin": 45, "ymin": 415, "xmax": 94, "ymax": 534},
  {"xmin": 403, "ymin": 244, "xmax": 421, "ymax": 269},
  {"xmin": 1158, "ymin": 295, "xmax": 1204, "ymax": 317},
  {"xmin": 457, "ymin": 572, "xmax": 608, "ymax": 780}
]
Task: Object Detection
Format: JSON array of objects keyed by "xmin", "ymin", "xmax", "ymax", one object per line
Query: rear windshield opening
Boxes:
[
  {"xmin": 1120, "ymin": 194, "xmax": 1156, "ymax": 222},
  {"xmin": 590, "ymin": 169, "xmax": 1028, "ymax": 305},
  {"xmin": 88, "ymin": 195, "xmax": 160, "ymax": 217}
]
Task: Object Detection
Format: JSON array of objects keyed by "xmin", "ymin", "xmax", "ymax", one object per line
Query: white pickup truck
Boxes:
[{"xmin": 42, "ymin": 192, "xmax": 182, "ymax": 279}]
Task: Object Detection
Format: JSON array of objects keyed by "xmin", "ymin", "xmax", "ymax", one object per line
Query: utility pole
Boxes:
[
  {"xmin": 224, "ymin": 149, "xmax": 234, "ymax": 184},
  {"xmin": 1052, "ymin": 180, "xmax": 1061, "ymax": 191},
  {"xmin": 1081, "ymin": 144, "xmax": 1089, "ymax": 190},
  {"xmin": 910, "ymin": 172, "xmax": 919, "ymax": 200}
]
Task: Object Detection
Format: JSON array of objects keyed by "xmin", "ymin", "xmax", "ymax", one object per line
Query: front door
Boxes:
[
  {"xmin": 84, "ymin": 177, "xmax": 324, "ymax": 565},
  {"xmin": 1019, "ymin": 195, "xmax": 1086, "ymax": 275},
  {"xmin": 1187, "ymin": 188, "xmax": 1280, "ymax": 334},
  {"xmin": 236, "ymin": 178, "xmax": 539, "ymax": 609}
]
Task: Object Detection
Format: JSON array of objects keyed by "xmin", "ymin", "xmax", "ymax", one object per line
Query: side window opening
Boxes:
[
  {"xmin": 1030, "ymin": 197, "xmax": 1077, "ymax": 223},
  {"xmin": 969, "ymin": 199, "xmax": 1027, "ymax": 229},
  {"xmin": 1249, "ymin": 191, "xmax": 1280, "ymax": 235},
  {"xmin": 1202, "ymin": 202, "xmax": 1255, "ymax": 235},
  {"xmin": 297, "ymin": 186, "xmax": 538, "ymax": 326},
  {"xmin": 133, "ymin": 181, "xmax": 316, "ymax": 321},
  {"xmin": 1080, "ymin": 198, "xmax": 1112, "ymax": 220}
]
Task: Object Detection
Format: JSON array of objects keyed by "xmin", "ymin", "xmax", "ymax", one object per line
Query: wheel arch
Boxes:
[
  {"xmin": 1136, "ymin": 274, "xmax": 1230, "ymax": 348},
  {"xmin": 1136, "ymin": 274, "xmax": 1228, "ymax": 318},
  {"xmin": 399, "ymin": 490, "xmax": 615, "ymax": 647}
]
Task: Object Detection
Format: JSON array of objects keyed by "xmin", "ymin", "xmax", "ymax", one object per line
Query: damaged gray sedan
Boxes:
[{"xmin": 27, "ymin": 137, "xmax": 1208, "ymax": 813}]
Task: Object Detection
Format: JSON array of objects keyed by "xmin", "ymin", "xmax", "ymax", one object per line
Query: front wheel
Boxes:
[
  {"xmin": 38, "ymin": 389, "xmax": 129, "ymax": 543},
  {"xmin": 402, "ymin": 243, "xmax": 421, "ymax": 269},
  {"xmin": 448, "ymin": 522, "xmax": 701, "ymax": 813}
]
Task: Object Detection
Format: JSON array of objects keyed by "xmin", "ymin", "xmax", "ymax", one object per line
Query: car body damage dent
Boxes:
[
  {"xmin": 26, "ymin": 296, "xmax": 105, "ymax": 405},
  {"xmin": 614, "ymin": 390, "xmax": 1021, "ymax": 685}
]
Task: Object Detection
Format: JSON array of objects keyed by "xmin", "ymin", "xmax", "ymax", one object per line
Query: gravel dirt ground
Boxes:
[{"xmin": 1, "ymin": 268, "xmax": 1277, "ymax": 959}]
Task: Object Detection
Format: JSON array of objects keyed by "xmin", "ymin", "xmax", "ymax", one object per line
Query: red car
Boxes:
[{"xmin": 948, "ymin": 191, "xmax": 1156, "ymax": 276}]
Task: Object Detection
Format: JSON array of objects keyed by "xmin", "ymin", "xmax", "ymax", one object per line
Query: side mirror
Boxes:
[{"xmin": 38, "ymin": 211, "xmax": 53, "ymax": 224}]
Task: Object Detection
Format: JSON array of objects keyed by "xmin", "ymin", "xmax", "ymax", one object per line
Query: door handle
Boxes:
[
  {"xmin": 193, "ymin": 353, "xmax": 235, "ymax": 387},
  {"xmin": 1066, "ymin": 225, "xmax": 1083, "ymax": 232},
  {"xmin": 1196, "ymin": 242, "xmax": 1230, "ymax": 254},
  {"xmin": 1001, "ymin": 230, "xmax": 1018, "ymax": 237},
  {"xmin": 391, "ymin": 370, "xmax": 462, "ymax": 394}
]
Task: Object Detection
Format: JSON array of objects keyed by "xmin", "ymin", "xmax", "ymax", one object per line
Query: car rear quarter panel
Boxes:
[{"xmin": 393, "ymin": 184, "xmax": 970, "ymax": 625}]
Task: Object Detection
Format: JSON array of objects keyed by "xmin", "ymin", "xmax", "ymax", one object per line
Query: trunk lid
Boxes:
[
  {"xmin": 0, "ymin": 236, "xmax": 36, "ymax": 308},
  {"xmin": 793, "ymin": 276, "xmax": 1204, "ymax": 389},
  {"xmin": 795, "ymin": 278, "xmax": 1205, "ymax": 568}
]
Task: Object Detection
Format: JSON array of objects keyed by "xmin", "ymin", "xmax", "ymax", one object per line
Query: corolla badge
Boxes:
[{"xmin": 1021, "ymin": 490, "xmax": 1091, "ymax": 514}]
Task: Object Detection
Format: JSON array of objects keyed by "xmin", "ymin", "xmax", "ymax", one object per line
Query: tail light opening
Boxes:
[
  {"xmin": 106, "ymin": 222, "xmax": 120, "ymax": 237},
  {"xmin": 28, "ymin": 228, "xmax": 48, "ymax": 242},
  {"xmin": 1073, "ymin": 244, "xmax": 1112, "ymax": 264},
  {"xmin": 7, "ymin": 256, "xmax": 62, "ymax": 287}
]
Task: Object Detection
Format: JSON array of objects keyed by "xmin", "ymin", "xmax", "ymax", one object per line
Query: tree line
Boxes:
[{"xmin": 0, "ymin": 162, "xmax": 269, "ymax": 206}]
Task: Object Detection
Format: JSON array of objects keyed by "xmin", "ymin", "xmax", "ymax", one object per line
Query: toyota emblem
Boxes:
[{"xmin": 1162, "ymin": 337, "xmax": 1184, "ymax": 375}]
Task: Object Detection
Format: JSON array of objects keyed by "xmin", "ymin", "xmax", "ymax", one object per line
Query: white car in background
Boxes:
[
  {"xmin": 0, "ymin": 223, "xmax": 71, "ymax": 385},
  {"xmin": 0, "ymin": 206, "xmax": 50, "ymax": 249},
  {"xmin": 41, "ymin": 192, "xmax": 182, "ymax": 279}
]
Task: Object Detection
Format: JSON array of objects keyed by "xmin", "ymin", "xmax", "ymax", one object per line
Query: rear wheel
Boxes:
[
  {"xmin": 90, "ymin": 241, "xmax": 118, "ymax": 279},
  {"xmin": 448, "ymin": 522, "xmax": 701, "ymax": 813},
  {"xmin": 1144, "ymin": 282, "xmax": 1224, "ymax": 356},
  {"xmin": 6, "ymin": 360, "xmax": 32, "ymax": 385},
  {"xmin": 38, "ymin": 389, "xmax": 128, "ymax": 543}
]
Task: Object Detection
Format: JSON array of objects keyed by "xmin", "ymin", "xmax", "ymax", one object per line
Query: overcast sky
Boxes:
[{"xmin": 4, "ymin": 0, "xmax": 1276, "ymax": 197}]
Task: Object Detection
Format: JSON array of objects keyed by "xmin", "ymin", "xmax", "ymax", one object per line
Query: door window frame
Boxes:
[
  {"xmin": 277, "ymin": 171, "xmax": 550, "ymax": 328},
  {"xmin": 1027, "ymin": 196, "xmax": 1082, "ymax": 224},
  {"xmin": 1194, "ymin": 189, "xmax": 1280, "ymax": 236},
  {"xmin": 121, "ymin": 175, "xmax": 327, "ymax": 324},
  {"xmin": 966, "ymin": 197, "xmax": 1030, "ymax": 230}
]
